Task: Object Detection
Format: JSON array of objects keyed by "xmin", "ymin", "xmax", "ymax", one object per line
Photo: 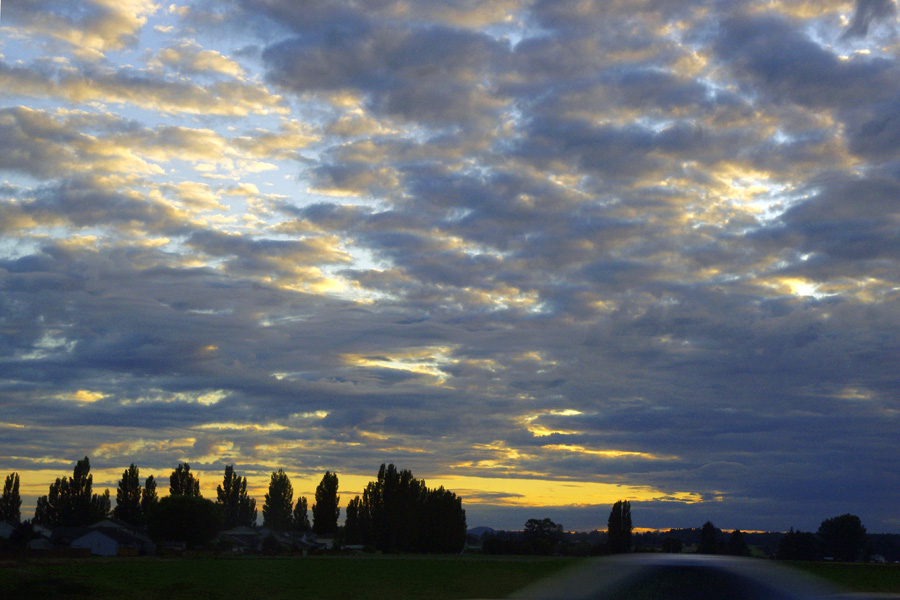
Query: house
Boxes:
[
  {"xmin": 218, "ymin": 527, "xmax": 326, "ymax": 554},
  {"xmin": 0, "ymin": 521, "xmax": 15, "ymax": 540},
  {"xmin": 219, "ymin": 526, "xmax": 264, "ymax": 553},
  {"xmin": 71, "ymin": 527, "xmax": 152, "ymax": 557},
  {"xmin": 27, "ymin": 536, "xmax": 54, "ymax": 551},
  {"xmin": 51, "ymin": 518, "xmax": 156, "ymax": 556},
  {"xmin": 89, "ymin": 517, "xmax": 155, "ymax": 554}
]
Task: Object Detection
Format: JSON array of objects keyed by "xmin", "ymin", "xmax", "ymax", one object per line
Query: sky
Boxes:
[{"xmin": 1, "ymin": 0, "xmax": 899, "ymax": 534}]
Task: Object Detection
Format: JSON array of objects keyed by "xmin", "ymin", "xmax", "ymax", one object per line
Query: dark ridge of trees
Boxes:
[
  {"xmin": 262, "ymin": 469, "xmax": 294, "ymax": 531},
  {"xmin": 312, "ymin": 470, "xmax": 340, "ymax": 535},
  {"xmin": 662, "ymin": 536, "xmax": 683, "ymax": 553},
  {"xmin": 774, "ymin": 515, "xmax": 868, "ymax": 562},
  {"xmin": 1, "ymin": 472, "xmax": 21, "ymax": 523},
  {"xmin": 147, "ymin": 494, "xmax": 223, "ymax": 548},
  {"xmin": 607, "ymin": 500, "xmax": 633, "ymax": 554},
  {"xmin": 113, "ymin": 464, "xmax": 143, "ymax": 525},
  {"xmin": 169, "ymin": 462, "xmax": 201, "ymax": 497},
  {"xmin": 776, "ymin": 527, "xmax": 823, "ymax": 561},
  {"xmin": 342, "ymin": 463, "xmax": 466, "ymax": 553},
  {"xmin": 33, "ymin": 457, "xmax": 110, "ymax": 527},
  {"xmin": 216, "ymin": 465, "xmax": 257, "ymax": 528},
  {"xmin": 482, "ymin": 520, "xmax": 602, "ymax": 556}
]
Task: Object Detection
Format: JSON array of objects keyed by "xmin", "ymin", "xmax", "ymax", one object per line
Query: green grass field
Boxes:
[
  {"xmin": 1, "ymin": 555, "xmax": 898, "ymax": 599},
  {"xmin": 0, "ymin": 554, "xmax": 584, "ymax": 600},
  {"xmin": 788, "ymin": 560, "xmax": 900, "ymax": 594}
]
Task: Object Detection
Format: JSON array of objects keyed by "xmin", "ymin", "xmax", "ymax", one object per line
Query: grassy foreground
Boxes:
[
  {"xmin": 0, "ymin": 554, "xmax": 584, "ymax": 600},
  {"xmin": 788, "ymin": 561, "xmax": 900, "ymax": 594},
  {"xmin": 3, "ymin": 555, "xmax": 898, "ymax": 599}
]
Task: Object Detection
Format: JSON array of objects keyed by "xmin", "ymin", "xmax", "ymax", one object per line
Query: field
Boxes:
[
  {"xmin": 1, "ymin": 555, "xmax": 898, "ymax": 599},
  {"xmin": 0, "ymin": 554, "xmax": 583, "ymax": 600},
  {"xmin": 789, "ymin": 560, "xmax": 900, "ymax": 594}
]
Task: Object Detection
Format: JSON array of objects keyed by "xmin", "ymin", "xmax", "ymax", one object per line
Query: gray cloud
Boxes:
[
  {"xmin": 844, "ymin": 0, "xmax": 898, "ymax": 38},
  {"xmin": 2, "ymin": 0, "xmax": 900, "ymax": 532}
]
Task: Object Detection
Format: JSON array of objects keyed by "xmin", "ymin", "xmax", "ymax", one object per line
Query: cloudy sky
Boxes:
[{"xmin": 1, "ymin": 0, "xmax": 899, "ymax": 533}]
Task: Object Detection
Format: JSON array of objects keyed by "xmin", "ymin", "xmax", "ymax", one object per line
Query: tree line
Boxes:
[
  {"xmin": 1, "ymin": 464, "xmax": 877, "ymax": 560},
  {"xmin": 4, "ymin": 458, "xmax": 340, "ymax": 546},
  {"xmin": 1, "ymin": 459, "xmax": 466, "ymax": 553},
  {"xmin": 478, "ymin": 500, "xmax": 876, "ymax": 562}
]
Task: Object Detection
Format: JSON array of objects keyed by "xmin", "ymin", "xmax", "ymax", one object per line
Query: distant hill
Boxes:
[{"xmin": 467, "ymin": 526, "xmax": 496, "ymax": 538}]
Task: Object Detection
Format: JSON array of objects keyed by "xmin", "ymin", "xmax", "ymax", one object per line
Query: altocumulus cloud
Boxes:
[{"xmin": 1, "ymin": 0, "xmax": 899, "ymax": 532}]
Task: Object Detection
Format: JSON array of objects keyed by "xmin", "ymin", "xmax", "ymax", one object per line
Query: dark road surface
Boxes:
[{"xmin": 491, "ymin": 554, "xmax": 896, "ymax": 600}]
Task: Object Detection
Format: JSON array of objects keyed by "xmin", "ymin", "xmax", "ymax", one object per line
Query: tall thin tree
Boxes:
[
  {"xmin": 0, "ymin": 473, "xmax": 22, "ymax": 523},
  {"xmin": 312, "ymin": 470, "xmax": 340, "ymax": 535},
  {"xmin": 607, "ymin": 500, "xmax": 632, "ymax": 554},
  {"xmin": 141, "ymin": 474, "xmax": 159, "ymax": 516},
  {"xmin": 217, "ymin": 465, "xmax": 257, "ymax": 528},
  {"xmin": 293, "ymin": 496, "xmax": 311, "ymax": 531},
  {"xmin": 263, "ymin": 469, "xmax": 293, "ymax": 531},
  {"xmin": 33, "ymin": 457, "xmax": 108, "ymax": 527},
  {"xmin": 114, "ymin": 464, "xmax": 143, "ymax": 525},
  {"xmin": 169, "ymin": 462, "xmax": 201, "ymax": 497}
]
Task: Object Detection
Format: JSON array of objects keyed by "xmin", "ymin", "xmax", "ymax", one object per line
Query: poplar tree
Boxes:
[
  {"xmin": 343, "ymin": 496, "xmax": 364, "ymax": 544},
  {"xmin": 607, "ymin": 500, "xmax": 633, "ymax": 553},
  {"xmin": 293, "ymin": 496, "xmax": 311, "ymax": 531},
  {"xmin": 345, "ymin": 464, "xmax": 465, "ymax": 553},
  {"xmin": 141, "ymin": 475, "xmax": 159, "ymax": 515},
  {"xmin": 169, "ymin": 462, "xmax": 201, "ymax": 497},
  {"xmin": 33, "ymin": 457, "xmax": 109, "ymax": 527},
  {"xmin": 217, "ymin": 465, "xmax": 257, "ymax": 528},
  {"xmin": 0, "ymin": 472, "xmax": 21, "ymax": 523},
  {"xmin": 312, "ymin": 470, "xmax": 340, "ymax": 535},
  {"xmin": 263, "ymin": 469, "xmax": 293, "ymax": 531},
  {"xmin": 114, "ymin": 464, "xmax": 143, "ymax": 525}
]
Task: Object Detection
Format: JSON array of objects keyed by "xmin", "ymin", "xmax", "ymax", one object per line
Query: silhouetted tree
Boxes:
[
  {"xmin": 141, "ymin": 475, "xmax": 159, "ymax": 515},
  {"xmin": 263, "ymin": 469, "xmax": 293, "ymax": 531},
  {"xmin": 169, "ymin": 462, "xmax": 201, "ymax": 497},
  {"xmin": 607, "ymin": 500, "xmax": 633, "ymax": 553},
  {"xmin": 348, "ymin": 463, "xmax": 466, "ymax": 553},
  {"xmin": 92, "ymin": 489, "xmax": 111, "ymax": 520},
  {"xmin": 313, "ymin": 470, "xmax": 340, "ymax": 535},
  {"xmin": 8, "ymin": 520, "xmax": 37, "ymax": 549},
  {"xmin": 419, "ymin": 486, "xmax": 467, "ymax": 553},
  {"xmin": 343, "ymin": 495, "xmax": 365, "ymax": 544},
  {"xmin": 525, "ymin": 517, "xmax": 565, "ymax": 555},
  {"xmin": 293, "ymin": 496, "xmax": 311, "ymax": 531},
  {"xmin": 1, "ymin": 473, "xmax": 21, "ymax": 523},
  {"xmin": 818, "ymin": 514, "xmax": 867, "ymax": 562},
  {"xmin": 33, "ymin": 457, "xmax": 109, "ymax": 527},
  {"xmin": 726, "ymin": 529, "xmax": 751, "ymax": 556},
  {"xmin": 698, "ymin": 521, "xmax": 721, "ymax": 554},
  {"xmin": 114, "ymin": 464, "xmax": 143, "ymax": 525},
  {"xmin": 147, "ymin": 495, "xmax": 223, "ymax": 548},
  {"xmin": 363, "ymin": 463, "xmax": 425, "ymax": 552},
  {"xmin": 216, "ymin": 465, "xmax": 257, "ymax": 528},
  {"xmin": 776, "ymin": 527, "xmax": 822, "ymax": 561}
]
